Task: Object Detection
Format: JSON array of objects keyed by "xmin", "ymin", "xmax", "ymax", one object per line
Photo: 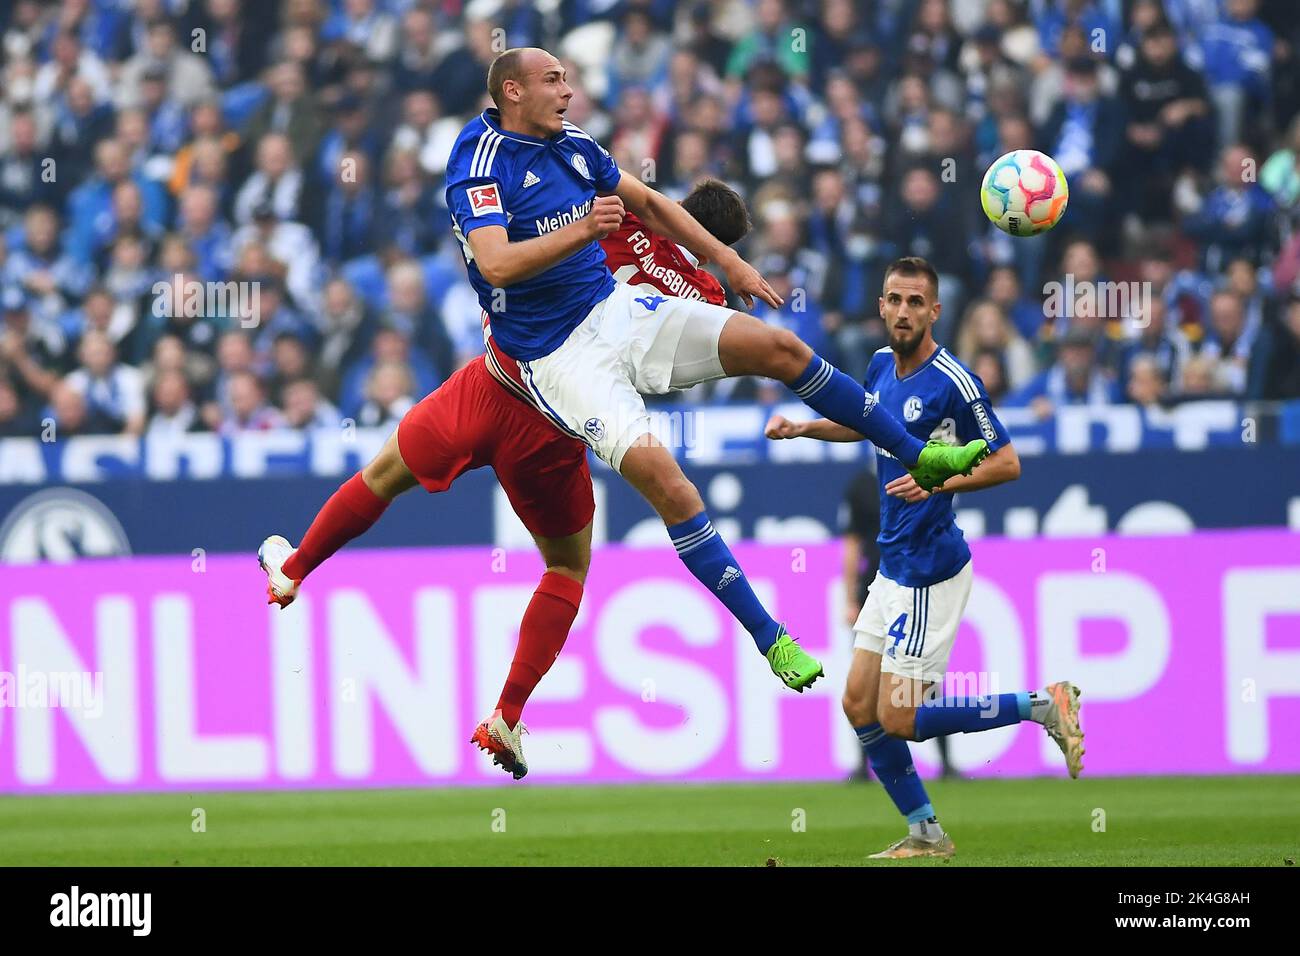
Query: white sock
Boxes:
[
  {"xmin": 909, "ymin": 817, "xmax": 945, "ymax": 842},
  {"xmin": 1027, "ymin": 690, "xmax": 1054, "ymax": 725}
]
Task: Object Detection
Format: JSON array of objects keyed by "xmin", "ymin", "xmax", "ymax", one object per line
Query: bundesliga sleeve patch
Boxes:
[{"xmin": 466, "ymin": 183, "xmax": 503, "ymax": 216}]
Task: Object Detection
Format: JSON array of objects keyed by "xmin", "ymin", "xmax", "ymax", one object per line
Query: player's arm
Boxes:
[
  {"xmin": 765, "ymin": 414, "xmax": 865, "ymax": 442},
  {"xmin": 884, "ymin": 442, "xmax": 1020, "ymax": 501},
  {"xmin": 612, "ymin": 170, "xmax": 781, "ymax": 309},
  {"xmin": 465, "ymin": 197, "xmax": 624, "ymax": 287},
  {"xmin": 926, "ymin": 442, "xmax": 1021, "ymax": 493}
]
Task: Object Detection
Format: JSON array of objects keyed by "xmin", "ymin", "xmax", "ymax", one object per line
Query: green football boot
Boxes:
[
  {"xmin": 908, "ymin": 439, "xmax": 990, "ymax": 492},
  {"xmin": 766, "ymin": 626, "xmax": 824, "ymax": 692}
]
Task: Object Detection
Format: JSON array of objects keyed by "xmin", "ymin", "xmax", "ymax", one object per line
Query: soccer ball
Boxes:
[{"xmin": 980, "ymin": 150, "xmax": 1069, "ymax": 237}]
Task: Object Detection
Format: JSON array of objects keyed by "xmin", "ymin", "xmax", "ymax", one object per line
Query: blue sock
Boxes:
[
  {"xmin": 913, "ymin": 693, "xmax": 1024, "ymax": 741},
  {"xmin": 856, "ymin": 723, "xmax": 933, "ymax": 824},
  {"xmin": 667, "ymin": 512, "xmax": 781, "ymax": 653},
  {"xmin": 790, "ymin": 355, "xmax": 925, "ymax": 465}
]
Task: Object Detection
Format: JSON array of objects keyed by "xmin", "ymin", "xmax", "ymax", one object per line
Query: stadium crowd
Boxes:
[{"xmin": 0, "ymin": 0, "xmax": 1298, "ymax": 440}]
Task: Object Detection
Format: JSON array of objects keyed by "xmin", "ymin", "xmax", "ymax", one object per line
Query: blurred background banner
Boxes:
[
  {"xmin": 1, "ymin": 445, "xmax": 1296, "ymax": 560},
  {"xmin": 2, "ymin": 530, "xmax": 1297, "ymax": 794}
]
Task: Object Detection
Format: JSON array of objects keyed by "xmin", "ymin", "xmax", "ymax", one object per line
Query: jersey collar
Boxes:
[
  {"xmin": 893, "ymin": 343, "xmax": 942, "ymax": 382},
  {"xmin": 480, "ymin": 108, "xmax": 562, "ymax": 146}
]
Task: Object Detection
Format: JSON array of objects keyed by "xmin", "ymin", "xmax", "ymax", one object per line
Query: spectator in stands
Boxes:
[
  {"xmin": 340, "ymin": 327, "xmax": 437, "ymax": 419},
  {"xmin": 0, "ymin": 106, "xmax": 60, "ymax": 226},
  {"xmin": 118, "ymin": 17, "xmax": 215, "ymax": 109},
  {"xmin": 1183, "ymin": 144, "xmax": 1277, "ymax": 272},
  {"xmin": 1119, "ymin": 19, "xmax": 1213, "ymax": 221},
  {"xmin": 48, "ymin": 75, "xmax": 117, "ymax": 191},
  {"xmin": 1040, "ymin": 58, "xmax": 1124, "ymax": 247},
  {"xmin": 1176, "ymin": 353, "xmax": 1227, "ymax": 399},
  {"xmin": 146, "ymin": 368, "xmax": 201, "ymax": 439},
  {"xmin": 970, "ymin": 347, "xmax": 1011, "ymax": 404},
  {"xmin": 177, "ymin": 183, "xmax": 235, "ymax": 280},
  {"xmin": 1126, "ymin": 354, "xmax": 1170, "ymax": 408},
  {"xmin": 1200, "ymin": 0, "xmax": 1273, "ymax": 148},
  {"xmin": 219, "ymin": 368, "xmax": 283, "ymax": 434},
  {"xmin": 266, "ymin": 332, "xmax": 315, "ymax": 407},
  {"xmin": 380, "ymin": 259, "xmax": 455, "ymax": 380},
  {"xmin": 726, "ymin": 0, "xmax": 810, "ymax": 83},
  {"xmin": 1121, "ymin": 295, "xmax": 1185, "ymax": 392},
  {"xmin": 356, "ymin": 359, "xmax": 415, "ymax": 429},
  {"xmin": 5, "ymin": 206, "xmax": 94, "ymax": 327},
  {"xmin": 376, "ymin": 148, "xmax": 440, "ymax": 258},
  {"xmin": 1261, "ymin": 114, "xmax": 1300, "ymax": 212},
  {"xmin": 46, "ymin": 381, "xmax": 90, "ymax": 438},
  {"xmin": 1191, "ymin": 290, "xmax": 1255, "ymax": 395},
  {"xmin": 229, "ymin": 199, "xmax": 320, "ymax": 311},
  {"xmin": 955, "ymin": 299, "xmax": 1036, "ymax": 392},
  {"xmin": 1011, "ymin": 328, "xmax": 1121, "ymax": 419},
  {"xmin": 280, "ymin": 377, "xmax": 341, "ymax": 430},
  {"xmin": 315, "ymin": 277, "xmax": 369, "ymax": 394},
  {"xmin": 1252, "ymin": 295, "xmax": 1300, "ymax": 399},
  {"xmin": 233, "ymin": 130, "xmax": 305, "ymax": 227},
  {"xmin": 62, "ymin": 329, "xmax": 146, "ymax": 435},
  {"xmin": 0, "ymin": 376, "xmax": 41, "ymax": 437}
]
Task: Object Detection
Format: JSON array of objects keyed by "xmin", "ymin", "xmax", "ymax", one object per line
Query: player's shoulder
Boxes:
[
  {"xmin": 928, "ymin": 347, "xmax": 983, "ymax": 404},
  {"xmin": 562, "ymin": 120, "xmax": 609, "ymax": 153},
  {"xmin": 864, "ymin": 346, "xmax": 893, "ymax": 382},
  {"xmin": 448, "ymin": 113, "xmax": 514, "ymax": 181}
]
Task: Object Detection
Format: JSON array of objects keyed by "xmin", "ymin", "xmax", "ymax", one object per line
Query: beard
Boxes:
[{"xmin": 889, "ymin": 324, "xmax": 927, "ymax": 357}]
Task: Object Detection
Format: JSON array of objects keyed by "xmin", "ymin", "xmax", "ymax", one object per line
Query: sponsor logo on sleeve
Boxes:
[
  {"xmin": 971, "ymin": 401, "xmax": 998, "ymax": 442},
  {"xmin": 467, "ymin": 183, "xmax": 503, "ymax": 215}
]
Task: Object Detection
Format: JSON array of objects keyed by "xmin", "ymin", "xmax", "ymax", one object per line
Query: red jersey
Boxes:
[{"xmin": 598, "ymin": 211, "xmax": 726, "ymax": 306}]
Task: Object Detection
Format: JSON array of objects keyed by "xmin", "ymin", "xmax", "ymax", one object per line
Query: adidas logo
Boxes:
[
  {"xmin": 522, "ymin": 170, "xmax": 541, "ymax": 188},
  {"xmin": 716, "ymin": 565, "xmax": 742, "ymax": 590}
]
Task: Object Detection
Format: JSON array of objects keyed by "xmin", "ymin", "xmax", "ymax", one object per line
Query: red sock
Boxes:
[
  {"xmin": 497, "ymin": 571, "xmax": 583, "ymax": 728},
  {"xmin": 282, "ymin": 473, "xmax": 390, "ymax": 581}
]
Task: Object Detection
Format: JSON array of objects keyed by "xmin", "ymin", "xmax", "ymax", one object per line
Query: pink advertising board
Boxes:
[{"xmin": 1, "ymin": 529, "xmax": 1298, "ymax": 793}]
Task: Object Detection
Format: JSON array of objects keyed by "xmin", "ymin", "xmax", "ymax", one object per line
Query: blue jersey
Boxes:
[
  {"xmin": 864, "ymin": 345, "xmax": 1011, "ymax": 588},
  {"xmin": 445, "ymin": 109, "xmax": 620, "ymax": 360}
]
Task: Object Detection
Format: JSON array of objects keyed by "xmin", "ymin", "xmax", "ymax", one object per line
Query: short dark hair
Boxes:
[
  {"xmin": 487, "ymin": 49, "xmax": 527, "ymax": 109},
  {"xmin": 680, "ymin": 178, "xmax": 751, "ymax": 247},
  {"xmin": 883, "ymin": 256, "xmax": 940, "ymax": 299}
]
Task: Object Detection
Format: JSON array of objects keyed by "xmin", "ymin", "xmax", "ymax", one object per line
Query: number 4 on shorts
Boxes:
[{"xmin": 887, "ymin": 612, "xmax": 907, "ymax": 658}]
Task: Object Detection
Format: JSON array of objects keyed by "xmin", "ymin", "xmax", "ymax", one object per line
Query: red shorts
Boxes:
[{"xmin": 396, "ymin": 358, "xmax": 594, "ymax": 539}]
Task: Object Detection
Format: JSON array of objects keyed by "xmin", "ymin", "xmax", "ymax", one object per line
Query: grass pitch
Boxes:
[{"xmin": 1, "ymin": 775, "xmax": 1295, "ymax": 866}]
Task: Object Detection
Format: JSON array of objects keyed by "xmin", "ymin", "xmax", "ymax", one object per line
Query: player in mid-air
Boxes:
[
  {"xmin": 446, "ymin": 47, "xmax": 990, "ymax": 697},
  {"xmin": 258, "ymin": 178, "xmax": 756, "ymax": 779},
  {"xmin": 766, "ymin": 256, "xmax": 1085, "ymax": 859}
]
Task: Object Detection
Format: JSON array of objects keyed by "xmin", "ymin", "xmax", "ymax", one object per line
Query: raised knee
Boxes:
[
  {"xmin": 774, "ymin": 327, "xmax": 809, "ymax": 364},
  {"xmin": 877, "ymin": 705, "xmax": 912, "ymax": 739},
  {"xmin": 842, "ymin": 691, "xmax": 873, "ymax": 727}
]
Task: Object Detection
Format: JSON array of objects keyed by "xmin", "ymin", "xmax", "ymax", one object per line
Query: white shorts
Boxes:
[
  {"xmin": 519, "ymin": 281, "xmax": 732, "ymax": 470},
  {"xmin": 853, "ymin": 560, "xmax": 974, "ymax": 684}
]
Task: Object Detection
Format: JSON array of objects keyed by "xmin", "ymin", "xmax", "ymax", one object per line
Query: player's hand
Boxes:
[
  {"xmin": 764, "ymin": 414, "xmax": 800, "ymax": 440},
  {"xmin": 885, "ymin": 474, "xmax": 934, "ymax": 503},
  {"xmin": 722, "ymin": 254, "xmax": 782, "ymax": 310},
  {"xmin": 584, "ymin": 195, "xmax": 625, "ymax": 240}
]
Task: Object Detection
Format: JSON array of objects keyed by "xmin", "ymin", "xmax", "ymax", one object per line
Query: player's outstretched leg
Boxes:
[
  {"xmin": 473, "ymin": 524, "xmax": 591, "ymax": 780},
  {"xmin": 886, "ymin": 679, "xmax": 1086, "ymax": 779},
  {"xmin": 716, "ymin": 314, "xmax": 989, "ymax": 488},
  {"xmin": 258, "ymin": 432, "xmax": 416, "ymax": 607},
  {"xmin": 620, "ymin": 439, "xmax": 823, "ymax": 692},
  {"xmin": 844, "ymin": 651, "xmax": 954, "ymax": 859}
]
